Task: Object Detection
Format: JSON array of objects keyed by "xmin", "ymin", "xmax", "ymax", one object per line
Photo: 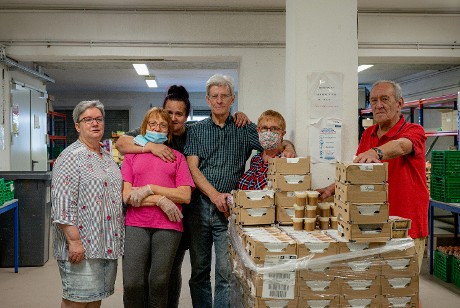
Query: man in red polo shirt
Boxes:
[{"xmin": 318, "ymin": 80, "xmax": 429, "ymax": 271}]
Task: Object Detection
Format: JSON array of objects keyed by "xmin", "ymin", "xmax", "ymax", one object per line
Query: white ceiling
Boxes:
[{"xmin": 2, "ymin": 0, "xmax": 460, "ymax": 93}]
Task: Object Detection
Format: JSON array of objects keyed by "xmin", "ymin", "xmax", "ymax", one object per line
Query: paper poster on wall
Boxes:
[
  {"xmin": 308, "ymin": 72, "xmax": 343, "ymax": 118},
  {"xmin": 309, "ymin": 118, "xmax": 342, "ymax": 163},
  {"xmin": 12, "ymin": 104, "xmax": 19, "ymax": 135}
]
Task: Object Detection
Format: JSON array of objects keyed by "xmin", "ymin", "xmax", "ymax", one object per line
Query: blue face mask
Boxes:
[{"xmin": 144, "ymin": 130, "xmax": 168, "ymax": 144}]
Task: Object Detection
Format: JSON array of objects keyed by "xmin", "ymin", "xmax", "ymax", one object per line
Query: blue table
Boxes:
[
  {"xmin": 429, "ymin": 199, "xmax": 460, "ymax": 275},
  {"xmin": 0, "ymin": 199, "xmax": 19, "ymax": 273}
]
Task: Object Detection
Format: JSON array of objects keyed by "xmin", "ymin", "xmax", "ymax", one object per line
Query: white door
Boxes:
[
  {"xmin": 30, "ymin": 89, "xmax": 48, "ymax": 171},
  {"xmin": 10, "ymin": 85, "xmax": 31, "ymax": 171}
]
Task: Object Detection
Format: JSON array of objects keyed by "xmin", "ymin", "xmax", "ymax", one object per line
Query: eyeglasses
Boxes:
[
  {"xmin": 258, "ymin": 126, "xmax": 282, "ymax": 133},
  {"xmin": 209, "ymin": 94, "xmax": 232, "ymax": 101},
  {"xmin": 147, "ymin": 121, "xmax": 168, "ymax": 130},
  {"xmin": 78, "ymin": 117, "xmax": 104, "ymax": 124}
]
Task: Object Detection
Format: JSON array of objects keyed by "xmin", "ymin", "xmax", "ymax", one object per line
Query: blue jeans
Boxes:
[{"xmin": 188, "ymin": 194, "xmax": 230, "ymax": 308}]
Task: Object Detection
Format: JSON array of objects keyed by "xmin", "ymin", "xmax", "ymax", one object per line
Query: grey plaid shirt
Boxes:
[
  {"xmin": 51, "ymin": 140, "xmax": 125, "ymax": 260},
  {"xmin": 184, "ymin": 115, "xmax": 262, "ymax": 193}
]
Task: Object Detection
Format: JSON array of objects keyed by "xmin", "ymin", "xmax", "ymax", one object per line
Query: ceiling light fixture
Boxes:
[
  {"xmin": 133, "ymin": 63, "xmax": 149, "ymax": 76},
  {"xmin": 145, "ymin": 76, "xmax": 158, "ymax": 88},
  {"xmin": 357, "ymin": 65, "xmax": 374, "ymax": 73}
]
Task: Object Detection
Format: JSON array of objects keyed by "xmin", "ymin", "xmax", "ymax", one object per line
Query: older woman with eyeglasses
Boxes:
[
  {"xmin": 237, "ymin": 110, "xmax": 291, "ymax": 190},
  {"xmin": 121, "ymin": 107, "xmax": 195, "ymax": 308},
  {"xmin": 51, "ymin": 100, "xmax": 124, "ymax": 308}
]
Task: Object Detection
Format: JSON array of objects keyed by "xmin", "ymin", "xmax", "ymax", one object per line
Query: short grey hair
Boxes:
[
  {"xmin": 206, "ymin": 74, "xmax": 235, "ymax": 97},
  {"xmin": 371, "ymin": 80, "xmax": 403, "ymax": 102},
  {"xmin": 72, "ymin": 100, "xmax": 105, "ymax": 123}
]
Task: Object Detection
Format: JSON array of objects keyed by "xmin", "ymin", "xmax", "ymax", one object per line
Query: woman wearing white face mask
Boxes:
[
  {"xmin": 121, "ymin": 107, "xmax": 195, "ymax": 308},
  {"xmin": 237, "ymin": 110, "xmax": 290, "ymax": 190}
]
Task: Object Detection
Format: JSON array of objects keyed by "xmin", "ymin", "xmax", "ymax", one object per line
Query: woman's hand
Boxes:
[
  {"xmin": 68, "ymin": 239, "xmax": 85, "ymax": 264},
  {"xmin": 129, "ymin": 185, "xmax": 153, "ymax": 206},
  {"xmin": 157, "ymin": 196, "xmax": 183, "ymax": 222}
]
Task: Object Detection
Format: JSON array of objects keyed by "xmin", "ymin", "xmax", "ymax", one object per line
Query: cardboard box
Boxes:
[
  {"xmin": 441, "ymin": 110, "xmax": 458, "ymax": 131},
  {"xmin": 297, "ymin": 296, "xmax": 340, "ymax": 308},
  {"xmin": 252, "ymin": 297, "xmax": 298, "ymax": 308},
  {"xmin": 379, "ymin": 294, "xmax": 419, "ymax": 307},
  {"xmin": 339, "ymin": 276, "xmax": 381, "ymax": 298},
  {"xmin": 285, "ymin": 231, "xmax": 339, "ymax": 259},
  {"xmin": 381, "ymin": 274, "xmax": 419, "ymax": 297},
  {"xmin": 379, "ymin": 238, "xmax": 417, "ymax": 259},
  {"xmin": 268, "ymin": 157, "xmax": 310, "ymax": 174},
  {"xmin": 276, "ymin": 204, "xmax": 295, "ymax": 225},
  {"xmin": 248, "ymin": 265, "xmax": 297, "ymax": 299},
  {"xmin": 335, "ymin": 181, "xmax": 388, "ymax": 203},
  {"xmin": 390, "ymin": 216, "xmax": 412, "ymax": 230},
  {"xmin": 381, "ymin": 256, "xmax": 419, "ymax": 278},
  {"xmin": 337, "ymin": 220, "xmax": 391, "ymax": 242},
  {"xmin": 336, "ymin": 256, "xmax": 382, "ymax": 279},
  {"xmin": 275, "ymin": 191, "xmax": 296, "ymax": 208},
  {"xmin": 339, "ymin": 295, "xmax": 380, "ymax": 308},
  {"xmin": 298, "ymin": 266, "xmax": 340, "ymax": 281},
  {"xmin": 336, "ymin": 162, "xmax": 388, "ymax": 184},
  {"xmin": 335, "ymin": 198, "xmax": 389, "ymax": 224},
  {"xmin": 244, "ymin": 229, "xmax": 297, "ymax": 262},
  {"xmin": 232, "ymin": 206, "xmax": 276, "ymax": 226},
  {"xmin": 297, "ymin": 277, "xmax": 339, "ymax": 298},
  {"xmin": 233, "ymin": 190, "xmax": 275, "ymax": 208},
  {"xmin": 268, "ymin": 174, "xmax": 312, "ymax": 191}
]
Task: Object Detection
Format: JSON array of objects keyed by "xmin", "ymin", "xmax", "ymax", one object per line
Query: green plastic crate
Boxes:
[
  {"xmin": 452, "ymin": 257, "xmax": 460, "ymax": 288},
  {"xmin": 430, "ymin": 175, "xmax": 460, "ymax": 203},
  {"xmin": 4, "ymin": 180, "xmax": 14, "ymax": 193},
  {"xmin": 434, "ymin": 250, "xmax": 453, "ymax": 282},
  {"xmin": 431, "ymin": 150, "xmax": 460, "ymax": 176}
]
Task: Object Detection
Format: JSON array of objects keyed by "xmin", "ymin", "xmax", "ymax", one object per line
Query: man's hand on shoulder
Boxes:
[{"xmin": 233, "ymin": 111, "xmax": 251, "ymax": 128}]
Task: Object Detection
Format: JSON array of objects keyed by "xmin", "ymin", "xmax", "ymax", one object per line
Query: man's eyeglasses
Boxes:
[
  {"xmin": 209, "ymin": 94, "xmax": 232, "ymax": 101},
  {"xmin": 148, "ymin": 121, "xmax": 168, "ymax": 130},
  {"xmin": 78, "ymin": 117, "xmax": 104, "ymax": 124},
  {"xmin": 258, "ymin": 126, "xmax": 282, "ymax": 133}
]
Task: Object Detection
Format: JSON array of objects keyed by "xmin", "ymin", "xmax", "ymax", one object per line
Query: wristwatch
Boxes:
[{"xmin": 372, "ymin": 147, "xmax": 384, "ymax": 160}]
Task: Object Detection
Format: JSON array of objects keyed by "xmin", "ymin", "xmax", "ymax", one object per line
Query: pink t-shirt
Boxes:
[{"xmin": 121, "ymin": 150, "xmax": 195, "ymax": 232}]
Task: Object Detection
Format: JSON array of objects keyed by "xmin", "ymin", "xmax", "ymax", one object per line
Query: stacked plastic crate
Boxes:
[
  {"xmin": 0, "ymin": 178, "xmax": 15, "ymax": 205},
  {"xmin": 430, "ymin": 150, "xmax": 460, "ymax": 202}
]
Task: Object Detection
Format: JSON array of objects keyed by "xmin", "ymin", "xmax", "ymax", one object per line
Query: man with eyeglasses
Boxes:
[{"xmin": 184, "ymin": 74, "xmax": 295, "ymax": 308}]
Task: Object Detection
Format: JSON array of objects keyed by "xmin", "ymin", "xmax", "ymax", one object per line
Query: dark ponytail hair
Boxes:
[{"xmin": 163, "ymin": 85, "xmax": 191, "ymax": 117}]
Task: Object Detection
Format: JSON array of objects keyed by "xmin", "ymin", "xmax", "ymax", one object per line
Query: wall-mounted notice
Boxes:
[
  {"xmin": 308, "ymin": 72, "xmax": 343, "ymax": 118},
  {"xmin": 309, "ymin": 118, "xmax": 342, "ymax": 163}
]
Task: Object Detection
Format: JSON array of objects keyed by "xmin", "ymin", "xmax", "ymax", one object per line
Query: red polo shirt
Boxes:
[{"xmin": 356, "ymin": 116, "xmax": 429, "ymax": 238}]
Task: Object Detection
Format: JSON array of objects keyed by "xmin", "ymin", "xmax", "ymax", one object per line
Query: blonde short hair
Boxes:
[
  {"xmin": 140, "ymin": 107, "xmax": 173, "ymax": 143},
  {"xmin": 257, "ymin": 110, "xmax": 286, "ymax": 131}
]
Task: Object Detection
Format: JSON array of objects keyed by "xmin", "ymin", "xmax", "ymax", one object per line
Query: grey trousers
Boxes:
[{"xmin": 123, "ymin": 226, "xmax": 182, "ymax": 308}]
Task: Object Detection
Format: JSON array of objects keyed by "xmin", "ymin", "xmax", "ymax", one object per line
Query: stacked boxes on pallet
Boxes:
[
  {"xmin": 334, "ymin": 162, "xmax": 391, "ymax": 242},
  {"xmin": 0, "ymin": 178, "xmax": 15, "ymax": 205},
  {"xmin": 229, "ymin": 223, "xmax": 420, "ymax": 307},
  {"xmin": 430, "ymin": 150, "xmax": 460, "ymax": 202}
]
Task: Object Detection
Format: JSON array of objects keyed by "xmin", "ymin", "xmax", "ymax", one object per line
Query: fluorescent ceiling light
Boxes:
[
  {"xmin": 133, "ymin": 63, "xmax": 149, "ymax": 76},
  {"xmin": 145, "ymin": 76, "xmax": 158, "ymax": 88},
  {"xmin": 357, "ymin": 65, "xmax": 374, "ymax": 72}
]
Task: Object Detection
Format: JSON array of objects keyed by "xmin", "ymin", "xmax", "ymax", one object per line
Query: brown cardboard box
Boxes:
[
  {"xmin": 334, "ymin": 198, "xmax": 389, "ymax": 224},
  {"xmin": 336, "ymin": 162, "xmax": 388, "ymax": 184},
  {"xmin": 337, "ymin": 220, "xmax": 391, "ymax": 242},
  {"xmin": 335, "ymin": 181, "xmax": 388, "ymax": 203},
  {"xmin": 381, "ymin": 256, "xmax": 418, "ymax": 278},
  {"xmin": 336, "ymin": 256, "xmax": 382, "ymax": 279},
  {"xmin": 268, "ymin": 174, "xmax": 312, "ymax": 191},
  {"xmin": 297, "ymin": 277, "xmax": 339, "ymax": 298},
  {"xmin": 252, "ymin": 297, "xmax": 299, "ymax": 308},
  {"xmin": 339, "ymin": 295, "xmax": 381, "ymax": 307},
  {"xmin": 248, "ymin": 267, "xmax": 297, "ymax": 299},
  {"xmin": 275, "ymin": 191, "xmax": 296, "ymax": 207},
  {"xmin": 339, "ymin": 275, "xmax": 381, "ymax": 298},
  {"xmin": 232, "ymin": 206, "xmax": 276, "ymax": 226},
  {"xmin": 233, "ymin": 190, "xmax": 275, "ymax": 208},
  {"xmin": 390, "ymin": 216, "xmax": 412, "ymax": 229},
  {"xmin": 381, "ymin": 274, "xmax": 419, "ymax": 297},
  {"xmin": 268, "ymin": 157, "xmax": 311, "ymax": 174},
  {"xmin": 378, "ymin": 238, "xmax": 417, "ymax": 259},
  {"xmin": 379, "ymin": 294, "xmax": 419, "ymax": 307},
  {"xmin": 297, "ymin": 296, "xmax": 340, "ymax": 308},
  {"xmin": 244, "ymin": 229, "xmax": 297, "ymax": 262},
  {"xmin": 276, "ymin": 204, "xmax": 295, "ymax": 225},
  {"xmin": 281, "ymin": 230, "xmax": 339, "ymax": 259}
]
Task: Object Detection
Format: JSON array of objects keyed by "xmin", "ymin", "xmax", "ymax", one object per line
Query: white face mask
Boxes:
[{"xmin": 258, "ymin": 131, "xmax": 280, "ymax": 150}]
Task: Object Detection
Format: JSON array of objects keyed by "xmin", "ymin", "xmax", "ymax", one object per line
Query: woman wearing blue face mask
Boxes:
[{"xmin": 121, "ymin": 107, "xmax": 195, "ymax": 308}]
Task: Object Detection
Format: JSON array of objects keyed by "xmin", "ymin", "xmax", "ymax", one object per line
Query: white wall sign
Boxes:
[
  {"xmin": 308, "ymin": 72, "xmax": 343, "ymax": 118},
  {"xmin": 309, "ymin": 118, "xmax": 342, "ymax": 163}
]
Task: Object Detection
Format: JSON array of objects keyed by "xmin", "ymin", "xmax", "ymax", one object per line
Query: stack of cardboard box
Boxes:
[
  {"xmin": 230, "ymin": 190, "xmax": 276, "ymax": 226},
  {"xmin": 267, "ymin": 157, "xmax": 311, "ymax": 225},
  {"xmin": 229, "ymin": 223, "xmax": 419, "ymax": 307},
  {"xmin": 334, "ymin": 162, "xmax": 392, "ymax": 242}
]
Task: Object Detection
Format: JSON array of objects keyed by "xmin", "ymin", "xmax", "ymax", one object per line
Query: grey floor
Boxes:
[{"xmin": 1, "ymin": 243, "xmax": 460, "ymax": 307}]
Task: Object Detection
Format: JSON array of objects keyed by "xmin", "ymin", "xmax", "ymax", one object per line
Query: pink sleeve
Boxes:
[{"xmin": 120, "ymin": 154, "xmax": 134, "ymax": 184}]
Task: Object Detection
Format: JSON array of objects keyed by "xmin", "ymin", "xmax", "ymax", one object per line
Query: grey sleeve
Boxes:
[{"xmin": 124, "ymin": 128, "xmax": 141, "ymax": 137}]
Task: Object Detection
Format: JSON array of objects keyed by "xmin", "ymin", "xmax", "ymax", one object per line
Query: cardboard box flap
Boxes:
[
  {"xmin": 268, "ymin": 156, "xmax": 310, "ymax": 174},
  {"xmin": 241, "ymin": 190, "xmax": 275, "ymax": 200},
  {"xmin": 336, "ymin": 162, "xmax": 388, "ymax": 184}
]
